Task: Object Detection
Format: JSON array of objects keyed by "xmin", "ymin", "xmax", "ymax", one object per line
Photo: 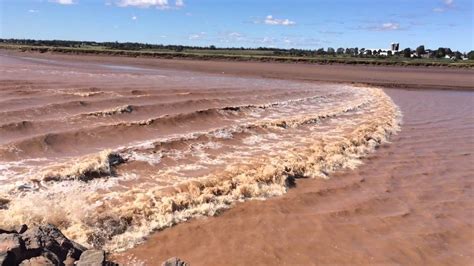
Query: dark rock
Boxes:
[
  {"xmin": 162, "ymin": 257, "xmax": 189, "ymax": 266},
  {"xmin": 21, "ymin": 224, "xmax": 86, "ymax": 262},
  {"xmin": 17, "ymin": 225, "xmax": 28, "ymax": 234},
  {"xmin": 76, "ymin": 249, "xmax": 105, "ymax": 266},
  {"xmin": 0, "ymin": 251, "xmax": 16, "ymax": 266},
  {"xmin": 0, "ymin": 233, "xmax": 24, "ymax": 260},
  {"xmin": 0, "ymin": 198, "xmax": 9, "ymax": 210},
  {"xmin": 19, "ymin": 256, "xmax": 54, "ymax": 266},
  {"xmin": 0, "ymin": 229, "xmax": 15, "ymax": 234},
  {"xmin": 0, "ymin": 224, "xmax": 116, "ymax": 266},
  {"xmin": 41, "ymin": 250, "xmax": 60, "ymax": 265}
]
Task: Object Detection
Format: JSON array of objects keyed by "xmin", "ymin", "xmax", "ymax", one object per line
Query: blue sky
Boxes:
[{"xmin": 1, "ymin": 0, "xmax": 473, "ymax": 51}]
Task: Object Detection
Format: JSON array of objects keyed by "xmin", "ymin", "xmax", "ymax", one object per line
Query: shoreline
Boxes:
[
  {"xmin": 1, "ymin": 49, "xmax": 473, "ymax": 91},
  {"xmin": 1, "ymin": 44, "xmax": 473, "ymax": 69}
]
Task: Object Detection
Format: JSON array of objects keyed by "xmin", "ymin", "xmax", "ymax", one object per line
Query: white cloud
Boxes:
[
  {"xmin": 380, "ymin": 22, "xmax": 400, "ymax": 30},
  {"xmin": 131, "ymin": 15, "xmax": 137, "ymax": 20},
  {"xmin": 444, "ymin": 0, "xmax": 454, "ymax": 6},
  {"xmin": 117, "ymin": 0, "xmax": 184, "ymax": 8},
  {"xmin": 188, "ymin": 32, "xmax": 206, "ymax": 40},
  {"xmin": 263, "ymin": 15, "xmax": 295, "ymax": 26},
  {"xmin": 50, "ymin": 0, "xmax": 75, "ymax": 5},
  {"xmin": 228, "ymin": 32, "xmax": 242, "ymax": 38},
  {"xmin": 28, "ymin": 9, "xmax": 39, "ymax": 13},
  {"xmin": 365, "ymin": 22, "xmax": 401, "ymax": 31},
  {"xmin": 433, "ymin": 0, "xmax": 454, "ymax": 12}
]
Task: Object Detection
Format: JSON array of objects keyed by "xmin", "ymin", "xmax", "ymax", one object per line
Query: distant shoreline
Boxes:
[
  {"xmin": 1, "ymin": 43, "xmax": 473, "ymax": 69},
  {"xmin": 2, "ymin": 48, "xmax": 473, "ymax": 91}
]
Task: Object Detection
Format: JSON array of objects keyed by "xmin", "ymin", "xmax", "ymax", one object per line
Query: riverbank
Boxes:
[
  {"xmin": 1, "ymin": 44, "xmax": 473, "ymax": 69},
  {"xmin": 1, "ymin": 50, "xmax": 474, "ymax": 91}
]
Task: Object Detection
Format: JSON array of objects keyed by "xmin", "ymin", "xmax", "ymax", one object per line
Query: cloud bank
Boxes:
[
  {"xmin": 117, "ymin": 0, "xmax": 184, "ymax": 9},
  {"xmin": 50, "ymin": 0, "xmax": 75, "ymax": 5},
  {"xmin": 263, "ymin": 15, "xmax": 296, "ymax": 26}
]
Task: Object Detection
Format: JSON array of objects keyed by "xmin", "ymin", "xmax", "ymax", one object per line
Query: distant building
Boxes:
[
  {"xmin": 361, "ymin": 43, "xmax": 399, "ymax": 56},
  {"xmin": 391, "ymin": 43, "xmax": 399, "ymax": 52}
]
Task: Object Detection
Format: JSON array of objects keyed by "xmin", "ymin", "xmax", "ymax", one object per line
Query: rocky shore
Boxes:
[
  {"xmin": 0, "ymin": 224, "xmax": 189, "ymax": 265},
  {"xmin": 0, "ymin": 224, "xmax": 116, "ymax": 266}
]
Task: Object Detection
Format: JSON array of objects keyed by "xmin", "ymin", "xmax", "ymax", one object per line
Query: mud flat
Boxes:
[{"xmin": 2, "ymin": 50, "xmax": 474, "ymax": 91}]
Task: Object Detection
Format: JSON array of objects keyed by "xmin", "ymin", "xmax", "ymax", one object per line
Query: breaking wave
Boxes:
[{"xmin": 0, "ymin": 84, "xmax": 401, "ymax": 252}]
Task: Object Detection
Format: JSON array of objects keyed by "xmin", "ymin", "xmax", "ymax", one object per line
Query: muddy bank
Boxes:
[
  {"xmin": 114, "ymin": 88, "xmax": 474, "ymax": 265},
  {"xmin": 2, "ymin": 50, "xmax": 474, "ymax": 91}
]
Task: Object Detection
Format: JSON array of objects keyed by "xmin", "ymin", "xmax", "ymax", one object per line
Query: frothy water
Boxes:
[{"xmin": 0, "ymin": 54, "xmax": 401, "ymax": 252}]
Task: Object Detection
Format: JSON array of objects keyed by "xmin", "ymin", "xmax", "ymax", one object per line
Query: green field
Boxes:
[{"xmin": 1, "ymin": 43, "xmax": 473, "ymax": 68}]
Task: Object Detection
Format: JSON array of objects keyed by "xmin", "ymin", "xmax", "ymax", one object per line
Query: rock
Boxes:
[
  {"xmin": 0, "ymin": 229, "xmax": 15, "ymax": 234},
  {"xmin": 17, "ymin": 225, "xmax": 28, "ymax": 234},
  {"xmin": 63, "ymin": 255, "xmax": 76, "ymax": 266},
  {"xmin": 0, "ymin": 233, "xmax": 23, "ymax": 260},
  {"xmin": 41, "ymin": 250, "xmax": 61, "ymax": 265},
  {"xmin": 162, "ymin": 257, "xmax": 189, "ymax": 266},
  {"xmin": 21, "ymin": 224, "xmax": 86, "ymax": 262},
  {"xmin": 0, "ymin": 198, "xmax": 9, "ymax": 210},
  {"xmin": 76, "ymin": 249, "xmax": 105, "ymax": 266},
  {"xmin": 0, "ymin": 251, "xmax": 17, "ymax": 266},
  {"xmin": 0, "ymin": 224, "xmax": 116, "ymax": 266},
  {"xmin": 19, "ymin": 256, "xmax": 55, "ymax": 266}
]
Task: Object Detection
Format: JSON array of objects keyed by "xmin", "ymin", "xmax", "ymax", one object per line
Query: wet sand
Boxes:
[
  {"xmin": 1, "ymin": 51, "xmax": 473, "ymax": 265},
  {"xmin": 115, "ymin": 88, "xmax": 474, "ymax": 265}
]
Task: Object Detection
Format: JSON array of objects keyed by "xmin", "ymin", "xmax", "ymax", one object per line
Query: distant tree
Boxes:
[
  {"xmin": 366, "ymin": 50, "xmax": 372, "ymax": 56},
  {"xmin": 403, "ymin": 48, "xmax": 411, "ymax": 58},
  {"xmin": 445, "ymin": 48, "xmax": 453, "ymax": 56},
  {"xmin": 345, "ymin": 48, "xmax": 351, "ymax": 55},
  {"xmin": 453, "ymin": 51, "xmax": 462, "ymax": 60},
  {"xmin": 387, "ymin": 50, "xmax": 392, "ymax": 56},
  {"xmin": 209, "ymin": 45, "xmax": 216, "ymax": 50},
  {"xmin": 316, "ymin": 48, "xmax": 325, "ymax": 55},
  {"xmin": 416, "ymin": 45, "xmax": 425, "ymax": 55},
  {"xmin": 354, "ymin": 47, "xmax": 359, "ymax": 55},
  {"xmin": 327, "ymin": 47, "xmax": 335, "ymax": 55},
  {"xmin": 336, "ymin": 47, "xmax": 344, "ymax": 55},
  {"xmin": 436, "ymin": 47, "xmax": 446, "ymax": 58},
  {"xmin": 468, "ymin": 51, "xmax": 474, "ymax": 60}
]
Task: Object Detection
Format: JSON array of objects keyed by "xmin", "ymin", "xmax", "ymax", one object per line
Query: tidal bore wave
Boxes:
[
  {"xmin": 0, "ymin": 56, "xmax": 401, "ymax": 252},
  {"xmin": 0, "ymin": 87, "xmax": 400, "ymax": 251}
]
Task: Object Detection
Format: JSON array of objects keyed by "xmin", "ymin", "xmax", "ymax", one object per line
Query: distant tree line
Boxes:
[{"xmin": 1, "ymin": 38, "xmax": 473, "ymax": 60}]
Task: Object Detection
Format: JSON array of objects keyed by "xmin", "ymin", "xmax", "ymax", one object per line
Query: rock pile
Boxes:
[
  {"xmin": 161, "ymin": 257, "xmax": 188, "ymax": 266},
  {"xmin": 0, "ymin": 224, "xmax": 116, "ymax": 266}
]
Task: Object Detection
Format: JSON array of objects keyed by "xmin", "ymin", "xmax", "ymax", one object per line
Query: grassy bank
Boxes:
[{"xmin": 1, "ymin": 43, "xmax": 473, "ymax": 68}]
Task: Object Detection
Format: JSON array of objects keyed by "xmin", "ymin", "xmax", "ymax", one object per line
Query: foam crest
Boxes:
[{"xmin": 0, "ymin": 86, "xmax": 401, "ymax": 253}]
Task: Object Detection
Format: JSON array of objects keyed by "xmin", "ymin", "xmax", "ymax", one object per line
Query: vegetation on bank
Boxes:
[{"xmin": 1, "ymin": 39, "xmax": 473, "ymax": 68}]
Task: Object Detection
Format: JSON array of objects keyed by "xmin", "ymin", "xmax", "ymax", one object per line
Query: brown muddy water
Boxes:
[
  {"xmin": 0, "ymin": 53, "xmax": 471, "ymax": 264},
  {"xmin": 116, "ymin": 88, "xmax": 473, "ymax": 265}
]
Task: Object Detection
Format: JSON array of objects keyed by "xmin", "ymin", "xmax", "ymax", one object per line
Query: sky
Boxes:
[{"xmin": 1, "ymin": 0, "xmax": 473, "ymax": 51}]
